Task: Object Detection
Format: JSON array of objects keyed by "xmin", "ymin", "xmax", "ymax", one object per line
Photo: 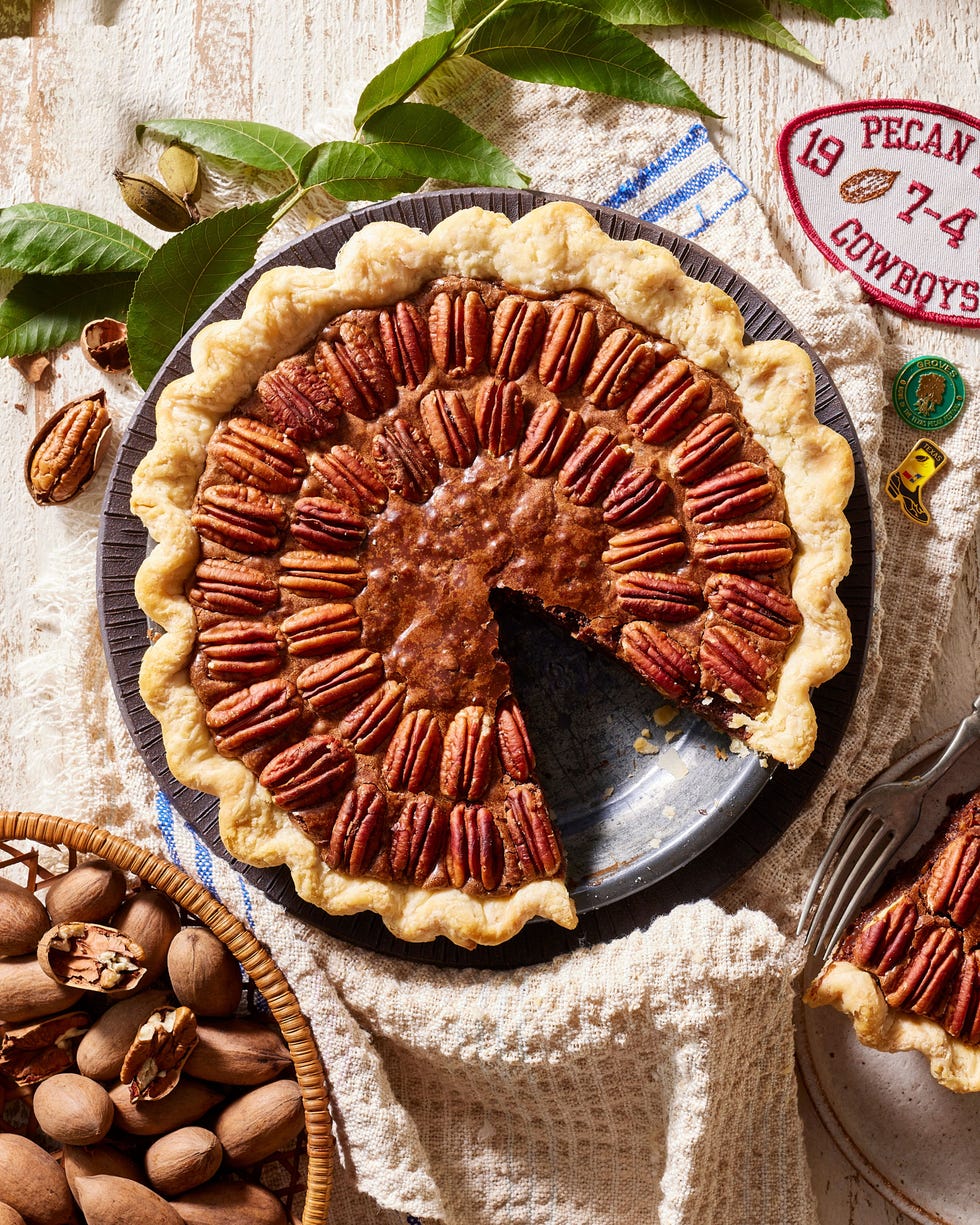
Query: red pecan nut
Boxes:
[
  {"xmin": 277, "ymin": 550, "xmax": 366, "ymax": 598},
  {"xmin": 504, "ymin": 785, "xmax": 562, "ymax": 880},
  {"xmin": 198, "ymin": 620, "xmax": 281, "ymax": 682},
  {"xmin": 447, "ymin": 803, "xmax": 504, "ymax": 892},
  {"xmin": 518, "ymin": 401, "xmax": 585, "ymax": 477},
  {"xmin": 557, "ymin": 426, "xmax": 632, "ymax": 506},
  {"xmin": 390, "ymin": 795, "xmax": 449, "ymax": 887},
  {"xmin": 0, "ymin": 1010, "xmax": 90, "ymax": 1086},
  {"xmin": 383, "ymin": 709, "xmax": 443, "ymax": 792},
  {"xmin": 602, "ymin": 465, "xmax": 671, "ymax": 529},
  {"xmin": 490, "ymin": 295, "xmax": 547, "ymax": 379},
  {"xmin": 420, "ymin": 388, "xmax": 478, "ymax": 467},
  {"xmin": 188, "ymin": 559, "xmax": 278, "ymax": 616},
  {"xmin": 324, "ymin": 784, "xmax": 387, "ymax": 875},
  {"xmin": 191, "ymin": 485, "xmax": 286, "ymax": 554},
  {"xmin": 314, "ymin": 321, "xmax": 397, "ymax": 420},
  {"xmin": 211, "ymin": 417, "xmax": 306, "ymax": 494},
  {"xmin": 378, "ymin": 300, "xmax": 431, "ymax": 388},
  {"xmin": 372, "ymin": 417, "xmax": 439, "ymax": 503},
  {"xmin": 601, "ymin": 518, "xmax": 687, "ymax": 573},
  {"xmin": 699, "ymin": 623, "xmax": 772, "ymax": 708},
  {"xmin": 280, "ymin": 602, "xmax": 362, "ymax": 657},
  {"xmin": 259, "ymin": 734, "xmax": 356, "ymax": 809},
  {"xmin": 583, "ymin": 328, "xmax": 660, "ymax": 410},
  {"xmin": 694, "ymin": 520, "xmax": 794, "ymax": 573},
  {"xmin": 311, "ymin": 445, "xmax": 388, "ymax": 514},
  {"xmin": 289, "ymin": 497, "xmax": 368, "ymax": 553},
  {"xmin": 429, "ymin": 290, "xmax": 489, "ymax": 376},
  {"xmin": 627, "ymin": 359, "xmax": 712, "ymax": 445},
  {"xmin": 337, "ymin": 681, "xmax": 407, "ymax": 753},
  {"xmin": 296, "ymin": 649, "xmax": 383, "ymax": 713},
  {"xmin": 849, "ymin": 897, "xmax": 918, "ymax": 973},
  {"xmin": 206, "ymin": 679, "xmax": 303, "ymax": 754},
  {"xmin": 620, "ymin": 621, "xmax": 699, "ymax": 701},
  {"xmin": 945, "ymin": 953, "xmax": 980, "ymax": 1044},
  {"xmin": 671, "ymin": 412, "xmax": 743, "ymax": 484},
  {"xmin": 926, "ymin": 835, "xmax": 980, "ymax": 927},
  {"xmin": 538, "ymin": 300, "xmax": 598, "ymax": 392},
  {"xmin": 616, "ymin": 572, "xmax": 702, "ymax": 623},
  {"xmin": 257, "ymin": 356, "xmax": 340, "ymax": 443},
  {"xmin": 475, "ymin": 379, "xmax": 524, "ymax": 456},
  {"xmin": 881, "ymin": 924, "xmax": 962, "ymax": 1018},
  {"xmin": 686, "ymin": 462, "xmax": 776, "ymax": 525},
  {"xmin": 496, "ymin": 695, "xmax": 535, "ymax": 782},
  {"xmin": 705, "ymin": 574, "xmax": 801, "ymax": 642},
  {"xmin": 440, "ymin": 706, "xmax": 495, "ymax": 801}
]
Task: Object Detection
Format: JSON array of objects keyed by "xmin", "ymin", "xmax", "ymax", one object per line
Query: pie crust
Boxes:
[{"xmin": 132, "ymin": 202, "xmax": 854, "ymax": 948}]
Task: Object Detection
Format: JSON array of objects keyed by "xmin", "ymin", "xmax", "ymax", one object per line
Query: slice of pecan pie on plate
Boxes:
[{"xmin": 131, "ymin": 201, "xmax": 854, "ymax": 948}]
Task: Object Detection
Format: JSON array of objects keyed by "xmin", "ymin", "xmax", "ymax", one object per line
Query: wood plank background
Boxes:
[{"xmin": 0, "ymin": 2, "xmax": 976, "ymax": 1221}]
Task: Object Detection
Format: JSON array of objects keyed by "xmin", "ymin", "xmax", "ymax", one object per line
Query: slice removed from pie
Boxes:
[{"xmin": 131, "ymin": 201, "xmax": 854, "ymax": 948}]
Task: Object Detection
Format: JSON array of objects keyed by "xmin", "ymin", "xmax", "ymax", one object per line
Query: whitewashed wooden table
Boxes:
[{"xmin": 0, "ymin": 2, "xmax": 977, "ymax": 1222}]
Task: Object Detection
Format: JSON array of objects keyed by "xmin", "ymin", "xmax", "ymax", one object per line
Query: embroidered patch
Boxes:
[
  {"xmin": 891, "ymin": 355, "xmax": 966, "ymax": 431},
  {"xmin": 778, "ymin": 100, "xmax": 980, "ymax": 328}
]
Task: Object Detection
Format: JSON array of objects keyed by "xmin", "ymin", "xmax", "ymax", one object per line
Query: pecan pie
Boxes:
[
  {"xmin": 132, "ymin": 202, "xmax": 853, "ymax": 948},
  {"xmin": 807, "ymin": 785, "xmax": 980, "ymax": 1092}
]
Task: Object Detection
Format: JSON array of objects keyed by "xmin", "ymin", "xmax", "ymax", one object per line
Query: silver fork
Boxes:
[{"xmin": 798, "ymin": 694, "xmax": 980, "ymax": 960}]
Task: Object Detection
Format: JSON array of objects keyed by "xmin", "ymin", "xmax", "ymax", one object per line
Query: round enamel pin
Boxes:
[{"xmin": 891, "ymin": 355, "xmax": 966, "ymax": 430}]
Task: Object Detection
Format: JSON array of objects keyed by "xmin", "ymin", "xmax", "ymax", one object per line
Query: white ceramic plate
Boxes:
[{"xmin": 796, "ymin": 722, "xmax": 980, "ymax": 1224}]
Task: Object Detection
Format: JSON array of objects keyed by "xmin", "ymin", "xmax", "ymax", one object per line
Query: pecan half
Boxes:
[
  {"xmin": 259, "ymin": 734, "xmax": 356, "ymax": 809},
  {"xmin": 198, "ymin": 620, "xmax": 281, "ymax": 682},
  {"xmin": 277, "ymin": 550, "xmax": 366, "ymax": 598},
  {"xmin": 257, "ymin": 356, "xmax": 340, "ymax": 442},
  {"xmin": 490, "ymin": 295, "xmax": 547, "ymax": 378},
  {"xmin": 620, "ymin": 621, "xmax": 699, "ymax": 700},
  {"xmin": 671, "ymin": 412, "xmax": 743, "ymax": 484},
  {"xmin": 627, "ymin": 359, "xmax": 712, "ymax": 444},
  {"xmin": 26, "ymin": 391, "xmax": 112, "ymax": 505},
  {"xmin": 0, "ymin": 1010, "xmax": 90, "ymax": 1086},
  {"xmin": 191, "ymin": 485, "xmax": 285, "ymax": 554},
  {"xmin": 420, "ymin": 389, "xmax": 478, "ymax": 466},
  {"xmin": 848, "ymin": 897, "xmax": 918, "ymax": 973},
  {"xmin": 210, "ymin": 418, "xmax": 306, "ymax": 493},
  {"xmin": 926, "ymin": 835, "xmax": 980, "ymax": 926},
  {"xmin": 429, "ymin": 290, "xmax": 489, "ymax": 376},
  {"xmin": 290, "ymin": 496, "xmax": 368, "ymax": 553},
  {"xmin": 314, "ymin": 321, "xmax": 397, "ymax": 419},
  {"xmin": 296, "ymin": 649, "xmax": 383, "ymax": 714},
  {"xmin": 206, "ymin": 679, "xmax": 302, "ymax": 754},
  {"xmin": 447, "ymin": 803, "xmax": 504, "ymax": 892},
  {"xmin": 705, "ymin": 574, "xmax": 801, "ymax": 642},
  {"xmin": 440, "ymin": 706, "xmax": 495, "ymax": 800},
  {"xmin": 372, "ymin": 417, "xmax": 439, "ymax": 503},
  {"xmin": 538, "ymin": 301, "xmax": 597, "ymax": 392},
  {"xmin": 686, "ymin": 462, "xmax": 776, "ymax": 524},
  {"xmin": 583, "ymin": 328, "xmax": 660, "ymax": 410},
  {"xmin": 945, "ymin": 952, "xmax": 980, "ymax": 1044},
  {"xmin": 616, "ymin": 572, "xmax": 702, "ymax": 622},
  {"xmin": 518, "ymin": 401, "xmax": 585, "ymax": 477},
  {"xmin": 37, "ymin": 923, "xmax": 146, "ymax": 994},
  {"xmin": 694, "ymin": 520, "xmax": 793, "ymax": 573},
  {"xmin": 280, "ymin": 602, "xmax": 362, "ymax": 657},
  {"xmin": 379, "ymin": 300, "xmax": 431, "ymax": 388},
  {"xmin": 602, "ymin": 465, "xmax": 671, "ymax": 528},
  {"xmin": 881, "ymin": 924, "xmax": 961, "ymax": 1017},
  {"xmin": 475, "ymin": 379, "xmax": 524, "ymax": 456},
  {"xmin": 324, "ymin": 785, "xmax": 387, "ymax": 875},
  {"xmin": 496, "ymin": 696, "xmax": 535, "ymax": 781},
  {"xmin": 390, "ymin": 795, "xmax": 449, "ymax": 887},
  {"xmin": 121, "ymin": 1005, "xmax": 198, "ymax": 1102},
  {"xmin": 557, "ymin": 426, "xmax": 631, "ymax": 506},
  {"xmin": 337, "ymin": 681, "xmax": 407, "ymax": 753},
  {"xmin": 188, "ymin": 559, "xmax": 278, "ymax": 616},
  {"xmin": 601, "ymin": 518, "xmax": 687, "ymax": 572},
  {"xmin": 504, "ymin": 785, "xmax": 562, "ymax": 880},
  {"xmin": 311, "ymin": 445, "xmax": 388, "ymax": 513},
  {"xmin": 699, "ymin": 624, "xmax": 772, "ymax": 708},
  {"xmin": 383, "ymin": 709, "xmax": 443, "ymax": 792}
]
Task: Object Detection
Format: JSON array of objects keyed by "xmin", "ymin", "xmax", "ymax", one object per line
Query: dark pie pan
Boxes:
[{"xmin": 97, "ymin": 188, "xmax": 874, "ymax": 969}]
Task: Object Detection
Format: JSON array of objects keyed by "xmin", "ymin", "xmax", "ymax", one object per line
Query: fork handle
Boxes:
[{"xmin": 909, "ymin": 695, "xmax": 980, "ymax": 790}]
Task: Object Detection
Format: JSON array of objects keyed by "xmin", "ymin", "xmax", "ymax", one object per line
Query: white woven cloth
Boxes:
[{"xmin": 4, "ymin": 66, "xmax": 980, "ymax": 1225}]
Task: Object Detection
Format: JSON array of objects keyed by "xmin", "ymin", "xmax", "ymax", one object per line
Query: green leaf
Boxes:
[
  {"xmin": 789, "ymin": 0, "xmax": 889, "ymax": 17},
  {"xmin": 300, "ymin": 141, "xmax": 425, "ymax": 199},
  {"xmin": 136, "ymin": 119, "xmax": 311, "ymax": 177},
  {"xmin": 0, "ymin": 271, "xmax": 137, "ymax": 358},
  {"xmin": 462, "ymin": 2, "xmax": 714, "ymax": 115},
  {"xmin": 0, "ymin": 204, "xmax": 153, "ymax": 276},
  {"xmin": 422, "ymin": 0, "xmax": 456, "ymax": 33},
  {"xmin": 354, "ymin": 31, "xmax": 455, "ymax": 128},
  {"xmin": 126, "ymin": 194, "xmax": 288, "ymax": 389},
  {"xmin": 361, "ymin": 101, "xmax": 529, "ymax": 188}
]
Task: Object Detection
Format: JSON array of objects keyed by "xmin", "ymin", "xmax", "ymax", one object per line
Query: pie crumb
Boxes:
[
  {"xmin": 658, "ymin": 746, "xmax": 688, "ymax": 779},
  {"xmin": 662, "ymin": 805, "xmax": 676, "ymax": 820},
  {"xmin": 653, "ymin": 704, "xmax": 678, "ymax": 726},
  {"xmin": 715, "ymin": 746, "xmax": 728, "ymax": 761},
  {"xmin": 634, "ymin": 735, "xmax": 660, "ymax": 755}
]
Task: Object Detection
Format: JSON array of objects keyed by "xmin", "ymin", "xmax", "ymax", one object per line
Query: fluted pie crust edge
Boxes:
[{"xmin": 131, "ymin": 202, "xmax": 854, "ymax": 947}]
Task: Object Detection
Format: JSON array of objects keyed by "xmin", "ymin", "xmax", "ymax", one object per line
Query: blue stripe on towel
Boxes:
[
  {"xmin": 602, "ymin": 123, "xmax": 710, "ymax": 209},
  {"xmin": 155, "ymin": 792, "xmax": 182, "ymax": 869}
]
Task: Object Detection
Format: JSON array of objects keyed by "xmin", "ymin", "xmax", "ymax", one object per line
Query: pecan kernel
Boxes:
[
  {"xmin": 296, "ymin": 649, "xmax": 384, "ymax": 713},
  {"xmin": 325, "ymin": 785, "xmax": 387, "ymax": 875},
  {"xmin": 383, "ymin": 709, "xmax": 443, "ymax": 792},
  {"xmin": 602, "ymin": 465, "xmax": 671, "ymax": 528},
  {"xmin": 490, "ymin": 295, "xmax": 547, "ymax": 378},
  {"xmin": 191, "ymin": 484, "xmax": 285, "ymax": 554},
  {"xmin": 671, "ymin": 412, "xmax": 743, "ymax": 484},
  {"xmin": 280, "ymin": 602, "xmax": 362, "ymax": 657},
  {"xmin": 290, "ymin": 496, "xmax": 367, "ymax": 553},
  {"xmin": 338, "ymin": 681, "xmax": 407, "ymax": 753},
  {"xmin": 206, "ymin": 679, "xmax": 303, "ymax": 754},
  {"xmin": 496, "ymin": 696, "xmax": 535, "ymax": 782},
  {"xmin": 686, "ymin": 462, "xmax": 776, "ymax": 525},
  {"xmin": 627, "ymin": 359, "xmax": 711, "ymax": 444},
  {"xmin": 699, "ymin": 624, "xmax": 772, "ymax": 708},
  {"xmin": 211, "ymin": 417, "xmax": 306, "ymax": 493},
  {"xmin": 188, "ymin": 559, "xmax": 278, "ymax": 616},
  {"xmin": 440, "ymin": 706, "xmax": 495, "ymax": 801},
  {"xmin": 379, "ymin": 300, "xmax": 431, "ymax": 388},
  {"xmin": 602, "ymin": 518, "xmax": 687, "ymax": 573},
  {"xmin": 311, "ymin": 445, "xmax": 388, "ymax": 513},
  {"xmin": 390, "ymin": 795, "xmax": 448, "ymax": 886},
  {"xmin": 198, "ymin": 620, "xmax": 281, "ymax": 682},
  {"xmin": 448, "ymin": 803, "xmax": 503, "ymax": 892},
  {"xmin": 705, "ymin": 574, "xmax": 801, "ymax": 642},
  {"xmin": 257, "ymin": 356, "xmax": 339, "ymax": 442},
  {"xmin": 538, "ymin": 301, "xmax": 597, "ymax": 392},
  {"xmin": 583, "ymin": 328, "xmax": 660, "ymax": 410},
  {"xmin": 315, "ymin": 321, "xmax": 397, "ymax": 419},
  {"xmin": 557, "ymin": 426, "xmax": 631, "ymax": 506},
  {"xmin": 518, "ymin": 401, "xmax": 585, "ymax": 477},
  {"xmin": 505, "ymin": 785, "xmax": 562, "ymax": 880},
  {"xmin": 259, "ymin": 734, "xmax": 356, "ymax": 809},
  {"xmin": 429, "ymin": 290, "xmax": 489, "ymax": 376},
  {"xmin": 475, "ymin": 379, "xmax": 524, "ymax": 456},
  {"xmin": 121, "ymin": 1005, "xmax": 198, "ymax": 1102},
  {"xmin": 616, "ymin": 572, "xmax": 702, "ymax": 623},
  {"xmin": 372, "ymin": 418, "xmax": 439, "ymax": 503},
  {"xmin": 620, "ymin": 621, "xmax": 699, "ymax": 700},
  {"xmin": 420, "ymin": 388, "xmax": 478, "ymax": 467}
]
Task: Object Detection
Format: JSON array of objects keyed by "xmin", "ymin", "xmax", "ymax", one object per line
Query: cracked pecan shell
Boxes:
[
  {"xmin": 538, "ymin": 300, "xmax": 597, "ymax": 392},
  {"xmin": 390, "ymin": 795, "xmax": 449, "ymax": 887},
  {"xmin": 121, "ymin": 1005, "xmax": 198, "ymax": 1102},
  {"xmin": 259, "ymin": 734, "xmax": 356, "ymax": 809},
  {"xmin": 211, "ymin": 418, "xmax": 306, "ymax": 493},
  {"xmin": 315, "ymin": 321, "xmax": 397, "ymax": 419},
  {"xmin": 38, "ymin": 923, "xmax": 146, "ymax": 994},
  {"xmin": 475, "ymin": 378, "xmax": 524, "ymax": 456},
  {"xmin": 206, "ymin": 678, "xmax": 303, "ymax": 754},
  {"xmin": 324, "ymin": 784, "xmax": 387, "ymax": 874},
  {"xmin": 447, "ymin": 803, "xmax": 504, "ymax": 892},
  {"xmin": 383, "ymin": 709, "xmax": 443, "ymax": 792},
  {"xmin": 429, "ymin": 289, "xmax": 489, "ymax": 376},
  {"xmin": 490, "ymin": 295, "xmax": 547, "ymax": 378},
  {"xmin": 0, "ymin": 1010, "xmax": 90, "ymax": 1086},
  {"xmin": 620, "ymin": 621, "xmax": 699, "ymax": 701},
  {"xmin": 198, "ymin": 620, "xmax": 281, "ymax": 682},
  {"xmin": 311, "ymin": 445, "xmax": 388, "ymax": 513},
  {"xmin": 379, "ymin": 300, "xmax": 430, "ymax": 388},
  {"xmin": 188, "ymin": 559, "xmax": 279, "ymax": 616},
  {"xmin": 420, "ymin": 388, "xmax": 478, "ymax": 466}
]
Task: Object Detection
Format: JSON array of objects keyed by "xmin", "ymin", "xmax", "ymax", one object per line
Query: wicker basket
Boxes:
[{"xmin": 0, "ymin": 810, "xmax": 333, "ymax": 1224}]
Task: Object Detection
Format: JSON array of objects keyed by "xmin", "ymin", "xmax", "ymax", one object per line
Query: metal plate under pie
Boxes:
[{"xmin": 97, "ymin": 188, "xmax": 874, "ymax": 968}]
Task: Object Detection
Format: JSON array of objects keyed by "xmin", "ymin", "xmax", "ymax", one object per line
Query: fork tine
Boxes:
[
  {"xmin": 797, "ymin": 797, "xmax": 877, "ymax": 939},
  {"xmin": 813, "ymin": 823, "xmax": 898, "ymax": 961}
]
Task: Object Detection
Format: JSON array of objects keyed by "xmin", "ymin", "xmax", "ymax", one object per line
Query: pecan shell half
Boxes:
[
  {"xmin": 705, "ymin": 574, "xmax": 801, "ymax": 642},
  {"xmin": 37, "ymin": 923, "xmax": 146, "ymax": 994},
  {"xmin": 0, "ymin": 1010, "xmax": 90, "ymax": 1086},
  {"xmin": 880, "ymin": 923, "xmax": 962, "ymax": 1018},
  {"xmin": 121, "ymin": 1005, "xmax": 198, "ymax": 1102},
  {"xmin": 848, "ymin": 897, "xmax": 918, "ymax": 973}
]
